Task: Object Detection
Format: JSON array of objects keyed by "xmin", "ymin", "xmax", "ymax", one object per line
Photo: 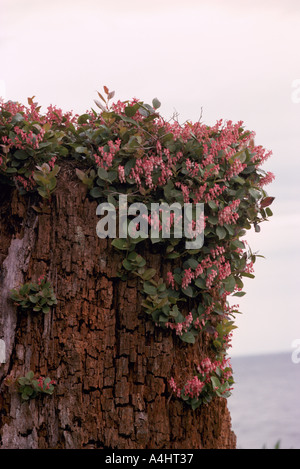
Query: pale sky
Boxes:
[{"xmin": 1, "ymin": 0, "xmax": 300, "ymax": 357}]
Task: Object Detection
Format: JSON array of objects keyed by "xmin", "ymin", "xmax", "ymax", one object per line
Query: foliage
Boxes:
[
  {"xmin": 16, "ymin": 371, "xmax": 56, "ymax": 401},
  {"xmin": 0, "ymin": 87, "xmax": 275, "ymax": 409},
  {"xmin": 169, "ymin": 356, "xmax": 234, "ymax": 410},
  {"xmin": 10, "ymin": 275, "xmax": 57, "ymax": 314},
  {"xmin": 33, "ymin": 162, "xmax": 60, "ymax": 200},
  {"xmin": 262, "ymin": 440, "xmax": 281, "ymax": 449}
]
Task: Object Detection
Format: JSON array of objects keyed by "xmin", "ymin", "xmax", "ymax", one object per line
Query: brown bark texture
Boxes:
[{"xmin": 0, "ymin": 166, "xmax": 236, "ymax": 449}]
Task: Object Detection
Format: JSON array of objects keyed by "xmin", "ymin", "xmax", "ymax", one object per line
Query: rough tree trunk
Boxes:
[{"xmin": 0, "ymin": 165, "xmax": 236, "ymax": 449}]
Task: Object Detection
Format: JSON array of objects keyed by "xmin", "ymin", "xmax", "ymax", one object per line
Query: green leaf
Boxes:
[
  {"xmin": 28, "ymin": 295, "xmax": 39, "ymax": 304},
  {"xmin": 48, "ymin": 177, "xmax": 57, "ymax": 191},
  {"xmin": 157, "ymin": 283, "xmax": 166, "ymax": 293},
  {"xmin": 122, "ymin": 259, "xmax": 134, "ymax": 271},
  {"xmin": 186, "ymin": 258, "xmax": 199, "ymax": 270},
  {"xmin": 211, "ymin": 376, "xmax": 221, "ymax": 389},
  {"xmin": 14, "ymin": 150, "xmax": 29, "ymax": 160},
  {"xmin": 106, "ymin": 170, "xmax": 117, "ymax": 183},
  {"xmin": 18, "ymin": 377, "xmax": 27, "ymax": 386},
  {"xmin": 5, "ymin": 167, "xmax": 17, "ymax": 174},
  {"xmin": 19, "ymin": 284, "xmax": 30, "ymax": 296},
  {"xmin": 111, "ymin": 238, "xmax": 129, "ymax": 250},
  {"xmin": 138, "ymin": 107, "xmax": 149, "ymax": 117},
  {"xmin": 11, "ymin": 113, "xmax": 24, "ymax": 124},
  {"xmin": 124, "ymin": 159, "xmax": 136, "ymax": 176},
  {"xmin": 120, "ymin": 115, "xmax": 138, "ymax": 125},
  {"xmin": 216, "ymin": 226, "xmax": 226, "ymax": 240},
  {"xmin": 208, "ymin": 200, "xmax": 218, "ymax": 210},
  {"xmin": 125, "ymin": 104, "xmax": 139, "ymax": 117},
  {"xmin": 127, "ymin": 251, "xmax": 138, "ymax": 262},
  {"xmin": 208, "ymin": 215, "xmax": 218, "ymax": 225},
  {"xmin": 254, "ymin": 223, "xmax": 261, "ymax": 233},
  {"xmin": 129, "ymin": 235, "xmax": 147, "ymax": 245},
  {"xmin": 249, "ymin": 188, "xmax": 261, "ymax": 200},
  {"xmin": 230, "ymin": 149, "xmax": 246, "ymax": 164},
  {"xmin": 90, "ymin": 187, "xmax": 102, "ymax": 198},
  {"xmin": 50, "ymin": 165, "xmax": 60, "ymax": 178},
  {"xmin": 224, "ymin": 224, "xmax": 235, "ymax": 235},
  {"xmin": 77, "ymin": 114, "xmax": 91, "ymax": 124},
  {"xmin": 43, "ymin": 377, "xmax": 51, "ymax": 387},
  {"xmin": 25, "ymin": 371, "xmax": 34, "ymax": 380},
  {"xmin": 152, "ymin": 98, "xmax": 161, "ymax": 109},
  {"xmin": 75, "ymin": 168, "xmax": 86, "ymax": 182},
  {"xmin": 241, "ymin": 272, "xmax": 255, "ymax": 279},
  {"xmin": 180, "ymin": 331, "xmax": 195, "ymax": 344},
  {"xmin": 223, "ymin": 275, "xmax": 236, "ymax": 292},
  {"xmin": 166, "ymin": 252, "xmax": 180, "ymax": 259},
  {"xmin": 232, "ymin": 175, "xmax": 245, "ymax": 185},
  {"xmin": 142, "ymin": 268, "xmax": 157, "ymax": 281},
  {"xmin": 191, "ymin": 399, "xmax": 202, "ymax": 410},
  {"xmin": 235, "ymin": 277, "xmax": 244, "ymax": 289},
  {"xmin": 181, "ymin": 286, "xmax": 194, "ymax": 297},
  {"xmin": 97, "ymin": 167, "xmax": 109, "ymax": 180},
  {"xmin": 75, "ymin": 146, "xmax": 88, "ymax": 154},
  {"xmin": 194, "ymin": 277, "xmax": 205, "ymax": 289},
  {"xmin": 37, "ymin": 187, "xmax": 48, "ymax": 198},
  {"xmin": 150, "ymin": 237, "xmax": 162, "ymax": 244},
  {"xmin": 143, "ymin": 282, "xmax": 157, "ymax": 296},
  {"xmin": 230, "ymin": 239, "xmax": 245, "ymax": 250},
  {"xmin": 265, "ymin": 207, "xmax": 273, "ymax": 217}
]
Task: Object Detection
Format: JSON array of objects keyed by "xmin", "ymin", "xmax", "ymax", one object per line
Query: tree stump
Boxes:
[{"xmin": 0, "ymin": 168, "xmax": 236, "ymax": 449}]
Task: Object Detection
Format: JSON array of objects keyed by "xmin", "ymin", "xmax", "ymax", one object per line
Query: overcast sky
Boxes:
[{"xmin": 1, "ymin": 0, "xmax": 300, "ymax": 357}]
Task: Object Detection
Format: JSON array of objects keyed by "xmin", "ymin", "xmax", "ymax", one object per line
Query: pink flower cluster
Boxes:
[
  {"xmin": 169, "ymin": 377, "xmax": 181, "ymax": 398},
  {"xmin": 251, "ymin": 144, "xmax": 273, "ymax": 164},
  {"xmin": 48, "ymin": 156, "xmax": 57, "ymax": 169},
  {"xmin": 184, "ymin": 216, "xmax": 206, "ymax": 240},
  {"xmin": 169, "ymin": 374, "xmax": 205, "ymax": 400},
  {"xmin": 196, "ymin": 356, "xmax": 233, "ymax": 385},
  {"xmin": 206, "ymin": 268, "xmax": 218, "ymax": 289},
  {"xmin": 218, "ymin": 199, "xmax": 241, "ymax": 226},
  {"xmin": 258, "ymin": 171, "xmax": 275, "ymax": 187},
  {"xmin": 37, "ymin": 275, "xmax": 45, "ymax": 286},
  {"xmin": 175, "ymin": 182, "xmax": 190, "ymax": 203},
  {"xmin": 176, "ymin": 245, "xmax": 231, "ymax": 292},
  {"xmin": 244, "ymin": 260, "xmax": 254, "ymax": 274},
  {"xmin": 14, "ymin": 174, "xmax": 36, "ymax": 192},
  {"xmin": 193, "ymin": 317, "xmax": 206, "ymax": 330},
  {"xmin": 94, "ymin": 138, "xmax": 121, "ymax": 168},
  {"xmin": 210, "ymin": 246, "xmax": 225, "ymax": 258},
  {"xmin": 185, "ymin": 158, "xmax": 201, "ymax": 178},
  {"xmin": 129, "ymin": 151, "xmax": 176, "ymax": 189},
  {"xmin": 182, "ymin": 268, "xmax": 194, "ymax": 289},
  {"xmin": 118, "ymin": 165, "xmax": 126, "ymax": 183},
  {"xmin": 2, "ymin": 126, "xmax": 45, "ymax": 150},
  {"xmin": 45, "ymin": 104, "xmax": 76, "ymax": 127},
  {"xmin": 169, "ymin": 355, "xmax": 233, "ymax": 401},
  {"xmin": 166, "ymin": 272, "xmax": 175, "ymax": 289},
  {"xmin": 37, "ymin": 376, "xmax": 56, "ymax": 391},
  {"xmin": 183, "ymin": 376, "xmax": 205, "ymax": 399},
  {"xmin": 225, "ymin": 159, "xmax": 247, "ymax": 180},
  {"xmin": 165, "ymin": 312, "xmax": 193, "ymax": 336}
]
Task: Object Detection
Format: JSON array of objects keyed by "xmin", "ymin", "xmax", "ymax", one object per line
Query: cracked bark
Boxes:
[{"xmin": 0, "ymin": 166, "xmax": 236, "ymax": 449}]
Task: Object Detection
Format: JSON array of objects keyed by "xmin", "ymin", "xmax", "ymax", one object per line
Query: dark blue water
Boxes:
[{"xmin": 228, "ymin": 352, "xmax": 300, "ymax": 449}]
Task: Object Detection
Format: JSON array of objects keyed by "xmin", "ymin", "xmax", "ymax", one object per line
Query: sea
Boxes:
[{"xmin": 228, "ymin": 352, "xmax": 300, "ymax": 449}]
